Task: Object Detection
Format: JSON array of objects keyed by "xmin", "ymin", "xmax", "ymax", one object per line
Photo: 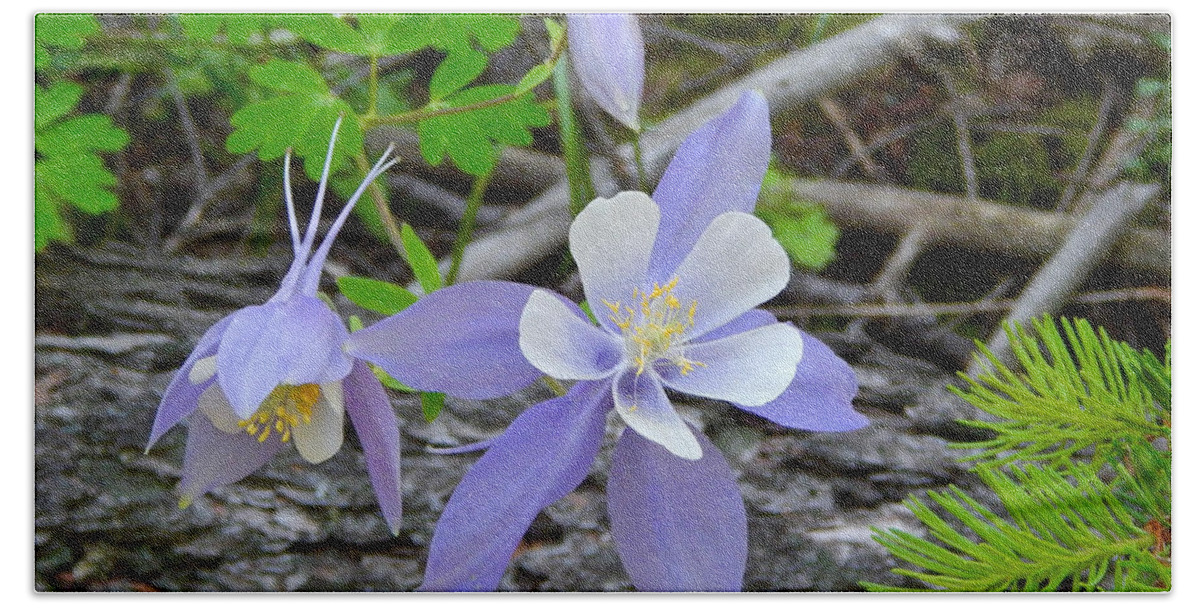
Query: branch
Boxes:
[
  {"xmin": 783, "ymin": 178, "xmax": 1169, "ymax": 275},
  {"xmin": 971, "ymin": 181, "xmax": 1159, "ymax": 374}
]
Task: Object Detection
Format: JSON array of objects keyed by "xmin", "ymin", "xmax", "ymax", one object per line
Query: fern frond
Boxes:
[
  {"xmin": 869, "ymin": 464, "xmax": 1156, "ymax": 591},
  {"xmin": 949, "ymin": 316, "xmax": 1169, "ymax": 470}
]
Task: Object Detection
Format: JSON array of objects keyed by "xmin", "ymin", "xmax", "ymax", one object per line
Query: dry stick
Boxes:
[
  {"xmin": 968, "ymin": 181, "xmax": 1160, "ymax": 375},
  {"xmin": 784, "ymin": 178, "xmax": 1170, "ymax": 275},
  {"xmin": 448, "ymin": 14, "xmax": 978, "ymax": 283},
  {"xmin": 817, "ymin": 96, "xmax": 890, "ymax": 181},
  {"xmin": 938, "ymin": 71, "xmax": 980, "ymax": 200},
  {"xmin": 163, "ymin": 155, "xmax": 257, "ymax": 253},
  {"xmin": 771, "ymin": 286, "xmax": 1169, "ymax": 319},
  {"xmin": 1056, "ymin": 77, "xmax": 1118, "ymax": 212}
]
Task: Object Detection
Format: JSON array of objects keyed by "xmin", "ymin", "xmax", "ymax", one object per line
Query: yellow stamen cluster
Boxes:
[
  {"xmin": 603, "ymin": 277, "xmax": 706, "ymax": 376},
  {"xmin": 238, "ymin": 383, "xmax": 320, "ymax": 443}
]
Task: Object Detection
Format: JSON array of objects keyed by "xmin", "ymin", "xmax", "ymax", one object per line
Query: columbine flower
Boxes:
[
  {"xmin": 146, "ymin": 120, "xmax": 405, "ymax": 533},
  {"xmin": 347, "ymin": 91, "xmax": 867, "ymax": 589},
  {"xmin": 568, "ymin": 13, "xmax": 644, "ymax": 130}
]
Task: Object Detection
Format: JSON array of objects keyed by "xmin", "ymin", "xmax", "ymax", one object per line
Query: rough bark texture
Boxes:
[{"xmin": 35, "ymin": 243, "xmax": 991, "ymax": 592}]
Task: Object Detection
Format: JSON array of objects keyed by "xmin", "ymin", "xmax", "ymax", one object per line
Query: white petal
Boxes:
[
  {"xmin": 660, "ymin": 322, "xmax": 803, "ymax": 406},
  {"xmin": 189, "ymin": 356, "xmax": 217, "ymax": 385},
  {"xmin": 669, "ymin": 212, "xmax": 790, "ymax": 338},
  {"xmin": 197, "ymin": 384, "xmax": 242, "ymax": 434},
  {"xmin": 292, "ymin": 382, "xmax": 345, "ymax": 464},
  {"xmin": 612, "ymin": 368, "xmax": 702, "ymax": 460},
  {"xmin": 570, "ymin": 192, "xmax": 659, "ymax": 331},
  {"xmin": 519, "ymin": 290, "xmax": 623, "ymax": 380}
]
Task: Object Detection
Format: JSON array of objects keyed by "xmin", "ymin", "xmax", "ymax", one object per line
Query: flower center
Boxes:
[
  {"xmin": 603, "ymin": 276, "xmax": 706, "ymax": 376},
  {"xmin": 238, "ymin": 383, "xmax": 320, "ymax": 443}
]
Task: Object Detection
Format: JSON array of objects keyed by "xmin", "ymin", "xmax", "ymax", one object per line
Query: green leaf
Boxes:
[
  {"xmin": 513, "ymin": 63, "xmax": 553, "ymax": 97},
  {"xmin": 34, "ymin": 181, "xmax": 71, "ymax": 250},
  {"xmin": 34, "ymin": 82, "xmax": 83, "ymax": 130},
  {"xmin": 336, "ymin": 275, "xmax": 419, "ymax": 316},
  {"xmin": 226, "ymin": 60, "xmax": 362, "ymax": 180},
  {"xmin": 177, "ymin": 14, "xmax": 280, "ymax": 45},
  {"xmin": 421, "ymin": 391, "xmax": 446, "ymax": 422},
  {"xmin": 401, "ymin": 223, "xmax": 443, "ymax": 294},
  {"xmin": 544, "ymin": 18, "xmax": 564, "ymax": 48},
  {"xmin": 35, "ymin": 14, "xmax": 99, "ymax": 56},
  {"xmin": 757, "ymin": 205, "xmax": 840, "ymax": 271},
  {"xmin": 279, "ymin": 14, "xmax": 371, "ymax": 55},
  {"xmin": 247, "ymin": 58, "xmax": 327, "ymax": 94},
  {"xmin": 429, "ymin": 49, "xmax": 489, "ymax": 100},
  {"xmin": 371, "ymin": 363, "xmax": 415, "ymax": 392},
  {"xmin": 578, "ymin": 300, "xmax": 600, "ymax": 325},
  {"xmin": 417, "ymin": 85, "xmax": 550, "ymax": 176},
  {"xmin": 34, "ymin": 82, "xmax": 129, "ymax": 252},
  {"xmin": 756, "ymin": 165, "xmax": 840, "ymax": 270}
]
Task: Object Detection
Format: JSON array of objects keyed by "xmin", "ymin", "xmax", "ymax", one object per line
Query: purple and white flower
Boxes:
[
  {"xmin": 348, "ymin": 91, "xmax": 867, "ymax": 589},
  {"xmin": 568, "ymin": 13, "xmax": 644, "ymax": 131},
  {"xmin": 147, "ymin": 120, "xmax": 405, "ymax": 533}
]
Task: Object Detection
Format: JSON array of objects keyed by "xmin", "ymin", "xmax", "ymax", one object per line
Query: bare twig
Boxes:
[
  {"xmin": 817, "ymin": 96, "xmax": 890, "ymax": 181},
  {"xmin": 784, "ymin": 178, "xmax": 1170, "ymax": 274},
  {"xmin": 868, "ymin": 224, "xmax": 929, "ymax": 300},
  {"xmin": 970, "ymin": 181, "xmax": 1159, "ymax": 374},
  {"xmin": 771, "ymin": 286, "xmax": 1169, "ymax": 319},
  {"xmin": 1056, "ymin": 76, "xmax": 1119, "ymax": 212},
  {"xmin": 937, "ymin": 71, "xmax": 980, "ymax": 199},
  {"xmin": 162, "ymin": 154, "xmax": 257, "ymax": 254}
]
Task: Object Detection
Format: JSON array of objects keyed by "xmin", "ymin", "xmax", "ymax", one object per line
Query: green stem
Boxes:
[
  {"xmin": 445, "ymin": 155, "xmax": 497, "ymax": 285},
  {"xmin": 553, "ymin": 55, "xmax": 596, "ymax": 215},
  {"xmin": 541, "ymin": 376, "xmax": 567, "ymax": 397},
  {"xmin": 631, "ymin": 131, "xmax": 648, "ymax": 192},
  {"xmin": 353, "ymin": 152, "xmax": 407, "ymax": 260},
  {"xmin": 368, "ymin": 55, "xmax": 380, "ymax": 117}
]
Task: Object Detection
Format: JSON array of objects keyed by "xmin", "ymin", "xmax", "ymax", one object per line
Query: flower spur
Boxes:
[{"xmin": 146, "ymin": 119, "xmax": 405, "ymax": 533}]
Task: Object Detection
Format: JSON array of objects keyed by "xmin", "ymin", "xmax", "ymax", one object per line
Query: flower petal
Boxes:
[
  {"xmin": 693, "ymin": 308, "xmax": 776, "ymax": 342},
  {"xmin": 197, "ymin": 384, "xmax": 242, "ymax": 434},
  {"xmin": 177, "ymin": 411, "xmax": 286, "ymax": 506},
  {"xmin": 659, "ymin": 322, "xmax": 802, "ymax": 406},
  {"xmin": 567, "ymin": 14, "xmax": 644, "ymax": 130},
  {"xmin": 291, "ymin": 381, "xmax": 345, "ymax": 464},
  {"xmin": 649, "ymin": 90, "xmax": 771, "ymax": 281},
  {"xmin": 343, "ymin": 360, "xmax": 404, "ymax": 534},
  {"xmin": 148, "ymin": 313, "xmax": 236, "ymax": 449},
  {"xmin": 669, "ymin": 212, "xmax": 790, "ymax": 338},
  {"xmin": 346, "ymin": 281, "xmax": 563, "ymax": 400},
  {"xmin": 519, "ymin": 289, "xmax": 622, "ymax": 380},
  {"xmin": 570, "ymin": 191, "xmax": 659, "ymax": 332},
  {"xmin": 607, "ymin": 428, "xmax": 748, "ymax": 591},
  {"xmin": 216, "ymin": 296, "xmax": 352, "ymax": 418},
  {"xmin": 421, "ymin": 381, "xmax": 611, "ymax": 591},
  {"xmin": 612, "ymin": 368, "xmax": 701, "ymax": 460},
  {"xmin": 736, "ymin": 331, "xmax": 868, "ymax": 432}
]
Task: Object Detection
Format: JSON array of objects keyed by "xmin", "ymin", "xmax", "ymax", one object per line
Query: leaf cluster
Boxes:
[
  {"xmin": 867, "ymin": 317, "xmax": 1171, "ymax": 592},
  {"xmin": 34, "ymin": 82, "xmax": 130, "ymax": 251}
]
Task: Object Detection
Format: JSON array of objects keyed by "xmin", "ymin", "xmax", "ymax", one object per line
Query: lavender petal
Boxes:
[
  {"xmin": 148, "ymin": 313, "xmax": 235, "ymax": 449},
  {"xmin": 421, "ymin": 380, "xmax": 610, "ymax": 591},
  {"xmin": 568, "ymin": 14, "xmax": 644, "ymax": 130},
  {"xmin": 649, "ymin": 90, "xmax": 771, "ymax": 281},
  {"xmin": 343, "ymin": 360, "xmax": 404, "ymax": 534},
  {"xmin": 607, "ymin": 428, "xmax": 748, "ymax": 591},
  {"xmin": 177, "ymin": 411, "xmax": 286, "ymax": 504},
  {"xmin": 736, "ymin": 330, "xmax": 868, "ymax": 432},
  {"xmin": 216, "ymin": 295, "xmax": 352, "ymax": 418},
  {"xmin": 347, "ymin": 281, "xmax": 575, "ymax": 400}
]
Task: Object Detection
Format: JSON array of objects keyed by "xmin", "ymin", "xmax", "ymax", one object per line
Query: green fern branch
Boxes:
[
  {"xmin": 950, "ymin": 317, "xmax": 1168, "ymax": 470},
  {"xmin": 866, "ymin": 464, "xmax": 1157, "ymax": 591}
]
